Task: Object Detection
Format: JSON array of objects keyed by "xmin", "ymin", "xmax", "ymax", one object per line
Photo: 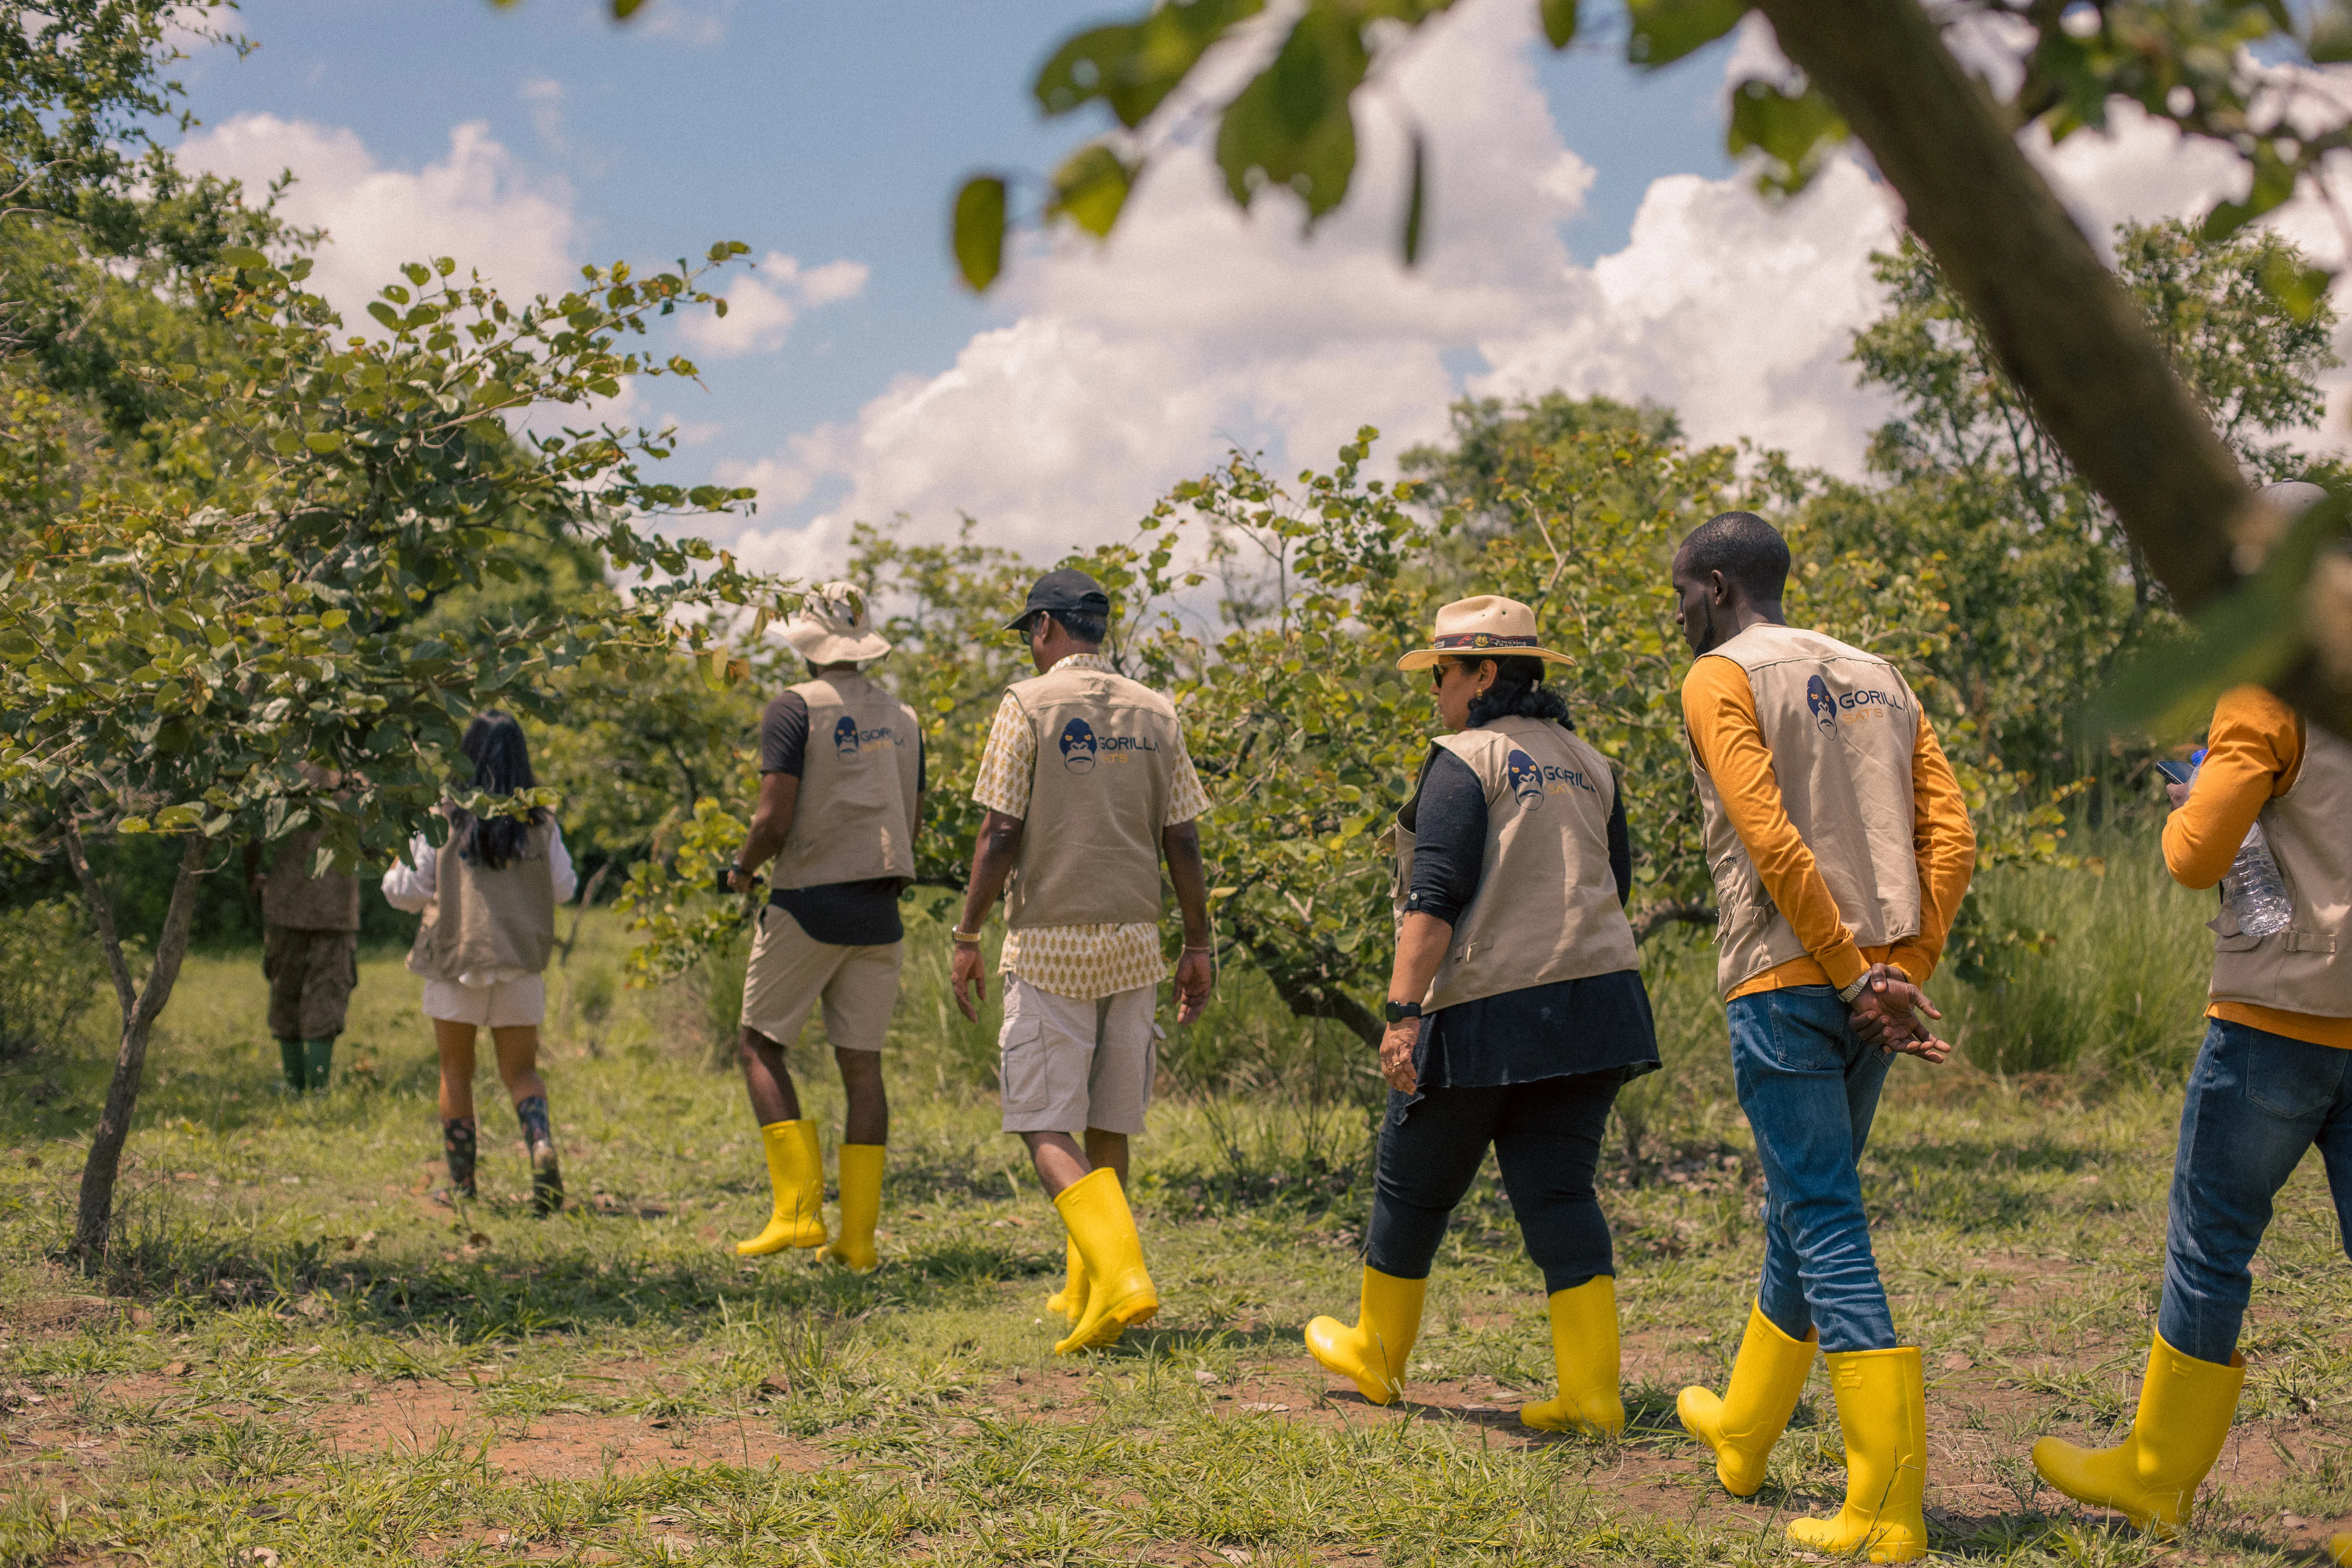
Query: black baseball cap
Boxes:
[{"xmin": 1005, "ymin": 567, "xmax": 1111, "ymax": 632}]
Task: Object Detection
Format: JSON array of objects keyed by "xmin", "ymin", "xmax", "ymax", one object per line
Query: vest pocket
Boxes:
[
  {"xmin": 999, "ymin": 1017, "xmax": 1050, "ymax": 1116},
  {"xmin": 2207, "ymin": 914, "xmax": 2263, "ymax": 953}
]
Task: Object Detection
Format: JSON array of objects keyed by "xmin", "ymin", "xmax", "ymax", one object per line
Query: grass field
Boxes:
[{"xmin": 2, "ymin": 853, "xmax": 2349, "ymax": 1567}]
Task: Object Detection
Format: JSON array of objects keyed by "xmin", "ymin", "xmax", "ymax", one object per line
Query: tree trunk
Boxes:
[
  {"xmin": 1756, "ymin": 0, "xmax": 2255, "ymax": 608},
  {"xmin": 1756, "ymin": 0, "xmax": 2352, "ymax": 738},
  {"xmin": 62, "ymin": 829, "xmax": 210, "ymax": 1261}
]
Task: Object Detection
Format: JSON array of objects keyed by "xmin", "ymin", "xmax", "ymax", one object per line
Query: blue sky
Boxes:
[
  {"xmin": 176, "ymin": 2, "xmax": 1735, "ymax": 508},
  {"xmin": 173, "ymin": 0, "xmax": 2299, "ymax": 579}
]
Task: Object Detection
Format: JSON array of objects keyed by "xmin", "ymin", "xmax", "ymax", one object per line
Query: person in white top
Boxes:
[{"xmin": 382, "ymin": 712, "xmax": 578, "ymax": 1212}]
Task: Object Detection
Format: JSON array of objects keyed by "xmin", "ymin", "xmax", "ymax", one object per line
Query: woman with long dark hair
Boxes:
[
  {"xmin": 383, "ymin": 711, "xmax": 578, "ymax": 1213},
  {"xmin": 1304, "ymin": 595, "xmax": 1659, "ymax": 1431}
]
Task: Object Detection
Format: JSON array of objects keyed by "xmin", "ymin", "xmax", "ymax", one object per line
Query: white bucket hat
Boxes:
[
  {"xmin": 1396, "ymin": 595, "xmax": 1574, "ymax": 671},
  {"xmin": 780, "ymin": 581, "xmax": 891, "ymax": 665}
]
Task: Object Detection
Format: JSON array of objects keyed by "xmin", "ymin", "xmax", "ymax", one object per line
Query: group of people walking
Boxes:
[{"xmin": 249, "ymin": 493, "xmax": 2352, "ymax": 1560}]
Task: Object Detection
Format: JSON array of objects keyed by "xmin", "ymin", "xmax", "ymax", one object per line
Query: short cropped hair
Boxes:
[
  {"xmin": 1679, "ymin": 511, "xmax": 1791, "ymax": 602},
  {"xmin": 1051, "ymin": 608, "xmax": 1108, "ymax": 646}
]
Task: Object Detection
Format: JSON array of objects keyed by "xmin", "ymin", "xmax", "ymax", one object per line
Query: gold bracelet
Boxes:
[{"xmin": 952, "ymin": 928, "xmax": 984, "ymax": 944}]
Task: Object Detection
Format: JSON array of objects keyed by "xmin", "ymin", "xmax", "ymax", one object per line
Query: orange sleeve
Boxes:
[
  {"xmin": 1682, "ymin": 655, "xmax": 1868, "ymax": 991},
  {"xmin": 2163, "ymin": 685, "xmax": 2303, "ymax": 891},
  {"xmin": 1886, "ymin": 712, "xmax": 1976, "ymax": 986}
]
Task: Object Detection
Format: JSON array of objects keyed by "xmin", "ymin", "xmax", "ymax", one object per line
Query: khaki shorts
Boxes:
[
  {"xmin": 423, "ymin": 973, "xmax": 546, "ymax": 1029},
  {"xmin": 263, "ymin": 926, "xmax": 358, "ymax": 1040},
  {"xmin": 997, "ymin": 975, "xmax": 1162, "ymax": 1136},
  {"xmin": 740, "ymin": 904, "xmax": 903, "ymax": 1053}
]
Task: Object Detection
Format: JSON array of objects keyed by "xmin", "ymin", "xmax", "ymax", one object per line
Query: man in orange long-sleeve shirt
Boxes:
[
  {"xmin": 2031, "ymin": 641, "xmax": 2352, "ymax": 1547},
  {"xmin": 1666, "ymin": 511, "xmax": 1976, "ymax": 1565}
]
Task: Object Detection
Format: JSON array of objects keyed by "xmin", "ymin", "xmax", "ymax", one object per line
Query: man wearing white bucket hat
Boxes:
[{"xmin": 724, "ymin": 582, "xmax": 924, "ymax": 1270}]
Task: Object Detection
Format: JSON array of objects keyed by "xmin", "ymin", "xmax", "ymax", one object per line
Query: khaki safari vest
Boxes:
[
  {"xmin": 1688, "ymin": 624, "xmax": 1924, "ymax": 998},
  {"xmin": 405, "ymin": 817, "xmax": 557, "ymax": 983},
  {"xmin": 1392, "ymin": 717, "xmax": 1639, "ymax": 1013},
  {"xmin": 261, "ymin": 825, "xmax": 361, "ymax": 931},
  {"xmin": 2209, "ymin": 724, "xmax": 2352, "ymax": 1019},
  {"xmin": 1002, "ymin": 663, "xmax": 1183, "ymax": 930},
  {"xmin": 771, "ymin": 671, "xmax": 923, "ymax": 891}
]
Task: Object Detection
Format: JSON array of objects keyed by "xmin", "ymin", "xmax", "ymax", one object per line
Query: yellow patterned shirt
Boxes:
[{"xmin": 972, "ymin": 653, "xmax": 1210, "ymax": 1000}]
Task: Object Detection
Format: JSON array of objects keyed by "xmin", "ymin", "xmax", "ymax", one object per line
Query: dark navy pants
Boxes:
[{"xmin": 1364, "ymin": 1072, "xmax": 1622, "ymax": 1294}]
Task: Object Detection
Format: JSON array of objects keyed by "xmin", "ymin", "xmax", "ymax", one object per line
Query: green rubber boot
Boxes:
[
  {"xmin": 303, "ymin": 1037, "xmax": 335, "ymax": 1092},
  {"xmin": 276, "ymin": 1038, "xmax": 307, "ymax": 1092}
]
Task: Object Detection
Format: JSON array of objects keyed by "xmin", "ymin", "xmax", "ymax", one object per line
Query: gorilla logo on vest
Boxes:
[
  {"xmin": 1504, "ymin": 748, "xmax": 1545, "ymax": 809},
  {"xmin": 1058, "ymin": 718, "xmax": 1098, "ymax": 774},
  {"xmin": 832, "ymin": 715, "xmax": 861, "ymax": 757},
  {"xmin": 1805, "ymin": 674, "xmax": 1838, "ymax": 732}
]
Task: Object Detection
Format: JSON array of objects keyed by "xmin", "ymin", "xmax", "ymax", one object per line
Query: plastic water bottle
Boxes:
[{"xmin": 2189, "ymin": 749, "xmax": 2295, "ymax": 938}]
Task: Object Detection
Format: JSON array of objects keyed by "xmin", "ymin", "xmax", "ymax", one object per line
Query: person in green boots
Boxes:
[
  {"xmin": 2029, "ymin": 633, "xmax": 2352, "ymax": 1537},
  {"xmin": 949, "ymin": 569, "xmax": 1215, "ymax": 1355},
  {"xmin": 383, "ymin": 713, "xmax": 578, "ymax": 1214},
  {"xmin": 1667, "ymin": 513, "xmax": 1975, "ymax": 1563},
  {"xmin": 726, "ymin": 584, "xmax": 923, "ymax": 1269},
  {"xmin": 247, "ymin": 765, "xmax": 361, "ymax": 1093},
  {"xmin": 1302, "ymin": 597, "xmax": 1658, "ymax": 1430}
]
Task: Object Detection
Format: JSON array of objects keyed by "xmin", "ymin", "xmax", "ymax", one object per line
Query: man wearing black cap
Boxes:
[{"xmin": 951, "ymin": 568, "xmax": 1215, "ymax": 1355}]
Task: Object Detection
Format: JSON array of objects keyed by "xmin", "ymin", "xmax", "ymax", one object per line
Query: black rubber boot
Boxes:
[
  {"xmin": 516, "ymin": 1095, "xmax": 562, "ymax": 1216},
  {"xmin": 441, "ymin": 1116, "xmax": 479, "ymax": 1202}
]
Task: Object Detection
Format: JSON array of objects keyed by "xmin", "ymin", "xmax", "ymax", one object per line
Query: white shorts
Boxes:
[
  {"xmin": 997, "ymin": 975, "xmax": 1162, "ymax": 1136},
  {"xmin": 739, "ymin": 904, "xmax": 903, "ymax": 1053},
  {"xmin": 423, "ymin": 973, "xmax": 546, "ymax": 1029}
]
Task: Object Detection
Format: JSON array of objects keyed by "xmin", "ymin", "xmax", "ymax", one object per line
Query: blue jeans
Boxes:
[
  {"xmin": 1728, "ymin": 985, "xmax": 1898, "ymax": 1354},
  {"xmin": 2158, "ymin": 1018, "xmax": 2352, "ymax": 1365}
]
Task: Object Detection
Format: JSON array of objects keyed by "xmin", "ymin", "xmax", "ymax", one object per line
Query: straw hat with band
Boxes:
[
  {"xmin": 1396, "ymin": 595, "xmax": 1575, "ymax": 672},
  {"xmin": 780, "ymin": 581, "xmax": 892, "ymax": 665}
]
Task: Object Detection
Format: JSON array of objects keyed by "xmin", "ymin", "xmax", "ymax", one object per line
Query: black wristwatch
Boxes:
[{"xmin": 1384, "ymin": 1000, "xmax": 1423, "ymax": 1025}]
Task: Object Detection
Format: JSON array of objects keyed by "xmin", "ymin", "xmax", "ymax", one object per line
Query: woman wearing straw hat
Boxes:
[
  {"xmin": 724, "ymin": 582, "xmax": 923, "ymax": 1270},
  {"xmin": 1305, "ymin": 595, "xmax": 1659, "ymax": 1432}
]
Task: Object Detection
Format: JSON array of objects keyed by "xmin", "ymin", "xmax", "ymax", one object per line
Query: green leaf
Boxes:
[
  {"xmin": 952, "ymin": 176, "xmax": 1009, "ymax": 292},
  {"xmin": 218, "ymin": 245, "xmax": 269, "ymax": 270},
  {"xmin": 1539, "ymin": 0, "xmax": 1579, "ymax": 48},
  {"xmin": 1047, "ymin": 143, "xmax": 1137, "ymax": 238},
  {"xmin": 1626, "ymin": 0, "xmax": 1750, "ymax": 66},
  {"xmin": 2261, "ymin": 251, "xmax": 2334, "ymax": 323},
  {"xmin": 2094, "ymin": 488, "xmax": 2350, "ymax": 737},
  {"xmin": 1726, "ymin": 78, "xmax": 1848, "ymax": 195},
  {"xmin": 365, "ymin": 301, "xmax": 401, "ymax": 330},
  {"xmin": 304, "ymin": 431, "xmax": 346, "ymax": 454},
  {"xmin": 1215, "ymin": 7, "xmax": 1370, "ymax": 219},
  {"xmin": 1034, "ymin": 0, "xmax": 1267, "ymax": 128},
  {"xmin": 2314, "ymin": 0, "xmax": 2352, "ymax": 60},
  {"xmin": 1400, "ymin": 129, "xmax": 1426, "ymax": 265},
  {"xmin": 2203, "ymin": 143, "xmax": 2298, "ymax": 241}
]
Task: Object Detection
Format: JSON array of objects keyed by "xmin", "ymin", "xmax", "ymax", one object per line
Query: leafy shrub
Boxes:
[{"xmin": 0, "ymin": 898, "xmax": 108, "ymax": 1060}]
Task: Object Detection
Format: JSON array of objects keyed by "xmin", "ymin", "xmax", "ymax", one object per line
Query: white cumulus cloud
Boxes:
[
  {"xmin": 675, "ymin": 252, "xmax": 871, "ymax": 359},
  {"xmin": 176, "ymin": 112, "xmax": 582, "ymax": 322}
]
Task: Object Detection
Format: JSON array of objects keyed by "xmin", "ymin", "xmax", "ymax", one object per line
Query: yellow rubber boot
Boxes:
[
  {"xmin": 1785, "ymin": 1347, "xmax": 1929, "ymax": 1564},
  {"xmin": 2328, "ymin": 1532, "xmax": 2352, "ymax": 1565},
  {"xmin": 1520, "ymin": 1275, "xmax": 1624, "ymax": 1436},
  {"xmin": 1045, "ymin": 1235, "xmax": 1089, "ymax": 1323},
  {"xmin": 1678, "ymin": 1301, "xmax": 1818, "ymax": 1496},
  {"xmin": 2030, "ymin": 1332, "xmax": 2245, "ymax": 1536},
  {"xmin": 1051, "ymin": 1168, "xmax": 1158, "ymax": 1354},
  {"xmin": 1305, "ymin": 1267, "xmax": 1425, "ymax": 1406},
  {"xmin": 817, "ymin": 1143, "xmax": 884, "ymax": 1272},
  {"xmin": 735, "ymin": 1120, "xmax": 827, "ymax": 1256}
]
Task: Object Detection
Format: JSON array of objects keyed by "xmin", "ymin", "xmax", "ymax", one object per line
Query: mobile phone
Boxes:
[
  {"xmin": 714, "ymin": 863, "xmax": 740, "ymax": 895},
  {"xmin": 2154, "ymin": 760, "xmax": 2194, "ymax": 784}
]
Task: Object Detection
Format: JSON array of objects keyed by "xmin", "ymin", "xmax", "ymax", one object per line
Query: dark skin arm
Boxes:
[
  {"xmin": 1849, "ymin": 961, "xmax": 1952, "ymax": 1063},
  {"xmin": 727, "ymin": 772, "xmax": 800, "ymax": 893},
  {"xmin": 950, "ymin": 813, "xmax": 1215, "ymax": 1025}
]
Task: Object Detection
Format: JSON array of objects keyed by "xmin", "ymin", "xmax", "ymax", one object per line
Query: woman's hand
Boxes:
[{"xmin": 1379, "ymin": 1018, "xmax": 1420, "ymax": 1094}]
